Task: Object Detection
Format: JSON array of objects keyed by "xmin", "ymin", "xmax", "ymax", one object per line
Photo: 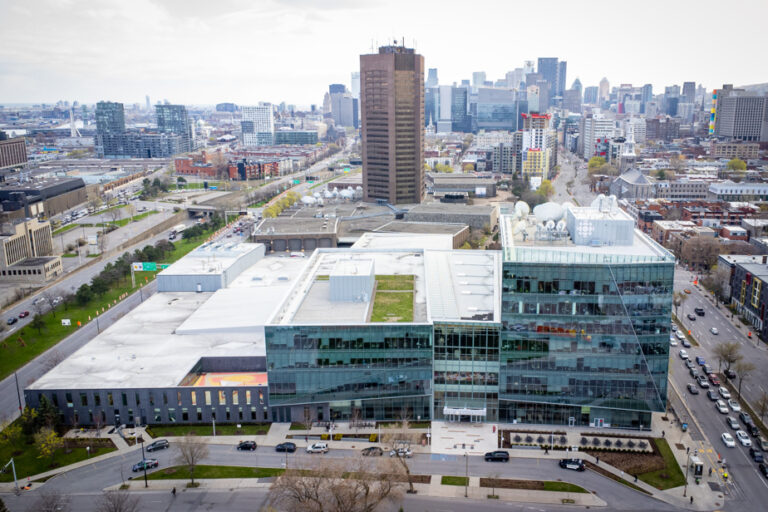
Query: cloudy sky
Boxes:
[{"xmin": 0, "ymin": 0, "xmax": 765, "ymax": 107}]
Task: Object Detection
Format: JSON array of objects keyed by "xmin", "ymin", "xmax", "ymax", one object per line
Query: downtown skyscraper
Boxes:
[{"xmin": 360, "ymin": 45, "xmax": 425, "ymax": 204}]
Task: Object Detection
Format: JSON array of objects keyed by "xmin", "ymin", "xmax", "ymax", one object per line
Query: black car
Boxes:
[
  {"xmin": 484, "ymin": 451, "xmax": 510, "ymax": 462},
  {"xmin": 750, "ymin": 448, "xmax": 764, "ymax": 463},
  {"xmin": 132, "ymin": 458, "xmax": 159, "ymax": 472},
  {"xmin": 706, "ymin": 390, "xmax": 719, "ymax": 401},
  {"xmin": 559, "ymin": 459, "xmax": 585, "ymax": 471},
  {"xmin": 361, "ymin": 446, "xmax": 383, "ymax": 457},
  {"xmin": 687, "ymin": 313, "xmax": 696, "ymax": 321},
  {"xmin": 146, "ymin": 439, "xmax": 169, "ymax": 452},
  {"xmin": 275, "ymin": 442, "xmax": 296, "ymax": 453},
  {"xmin": 747, "ymin": 424, "xmax": 761, "ymax": 437},
  {"xmin": 760, "ymin": 464, "xmax": 768, "ymax": 478},
  {"xmin": 237, "ymin": 440, "xmax": 257, "ymax": 451},
  {"xmin": 687, "ymin": 383, "xmax": 700, "ymax": 395},
  {"xmin": 6, "ymin": 317, "xmax": 17, "ymax": 326},
  {"xmin": 740, "ymin": 412, "xmax": 755, "ymax": 426},
  {"xmin": 689, "ymin": 368, "xmax": 700, "ymax": 379},
  {"xmin": 694, "ymin": 307, "xmax": 705, "ymax": 316},
  {"xmin": 725, "ymin": 369, "xmax": 737, "ymax": 380}
]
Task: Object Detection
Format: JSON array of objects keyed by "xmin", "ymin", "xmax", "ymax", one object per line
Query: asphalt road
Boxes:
[{"xmin": 2, "ymin": 444, "xmax": 678, "ymax": 512}]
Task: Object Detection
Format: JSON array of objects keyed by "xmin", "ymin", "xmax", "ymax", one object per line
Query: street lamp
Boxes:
[
  {"xmin": 137, "ymin": 435, "xmax": 148, "ymax": 488},
  {"xmin": 464, "ymin": 452, "xmax": 468, "ymax": 498},
  {"xmin": 683, "ymin": 448, "xmax": 697, "ymax": 497}
]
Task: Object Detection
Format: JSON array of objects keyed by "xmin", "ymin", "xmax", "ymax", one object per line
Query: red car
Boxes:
[
  {"xmin": 18, "ymin": 311, "xmax": 30, "ymax": 318},
  {"xmin": 709, "ymin": 374, "xmax": 721, "ymax": 386}
]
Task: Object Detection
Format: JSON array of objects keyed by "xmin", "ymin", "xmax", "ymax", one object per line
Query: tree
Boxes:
[
  {"xmin": 175, "ymin": 434, "xmax": 209, "ymax": 486},
  {"xmin": 381, "ymin": 409, "xmax": 418, "ymax": 495},
  {"xmin": 90, "ymin": 276, "xmax": 109, "ymax": 297},
  {"xmin": 96, "ymin": 490, "xmax": 139, "ymax": 512},
  {"xmin": 42, "ymin": 350, "xmax": 65, "ymax": 372},
  {"xmin": 587, "ymin": 156, "xmax": 606, "ymax": 173},
  {"xmin": 536, "ymin": 179, "xmax": 554, "ymax": 199},
  {"xmin": 727, "ymin": 158, "xmax": 747, "ymax": 171},
  {"xmin": 19, "ymin": 406, "xmax": 39, "ymax": 435},
  {"xmin": 0, "ymin": 497, "xmax": 9, "ymax": 512},
  {"xmin": 434, "ymin": 163, "xmax": 453, "ymax": 173},
  {"xmin": 42, "ymin": 292, "xmax": 58, "ymax": 319},
  {"xmin": 755, "ymin": 391, "xmax": 768, "ymax": 424},
  {"xmin": 76, "ymin": 284, "xmax": 94, "ymax": 306},
  {"xmin": 35, "ymin": 427, "xmax": 64, "ymax": 466},
  {"xmin": 655, "ymin": 169, "xmax": 668, "ymax": 180},
  {"xmin": 680, "ymin": 236, "xmax": 721, "ymax": 271},
  {"xmin": 30, "ymin": 313, "xmax": 45, "ymax": 334},
  {"xmin": 713, "ymin": 341, "xmax": 742, "ymax": 373},
  {"xmin": 38, "ymin": 395, "xmax": 61, "ymax": 431},
  {"xmin": 268, "ymin": 457, "xmax": 403, "ymax": 512},
  {"xmin": 31, "ymin": 491, "xmax": 69, "ymax": 512},
  {"xmin": 0, "ymin": 420, "xmax": 23, "ymax": 454},
  {"xmin": 734, "ymin": 360, "xmax": 756, "ymax": 400},
  {"xmin": 673, "ymin": 291, "xmax": 688, "ymax": 318}
]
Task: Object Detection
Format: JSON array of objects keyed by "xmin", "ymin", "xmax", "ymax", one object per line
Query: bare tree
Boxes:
[
  {"xmin": 31, "ymin": 490, "xmax": 70, "ymax": 512},
  {"xmin": 713, "ymin": 341, "xmax": 742, "ymax": 373},
  {"xmin": 96, "ymin": 490, "xmax": 139, "ymax": 512},
  {"xmin": 40, "ymin": 292, "xmax": 58, "ymax": 319},
  {"xmin": 756, "ymin": 391, "xmax": 768, "ymax": 424},
  {"xmin": 734, "ymin": 361, "xmax": 756, "ymax": 400},
  {"xmin": 680, "ymin": 236, "xmax": 721, "ymax": 271},
  {"xmin": 42, "ymin": 350, "xmax": 65, "ymax": 372},
  {"xmin": 175, "ymin": 434, "xmax": 209, "ymax": 486},
  {"xmin": 269, "ymin": 456, "xmax": 403, "ymax": 512},
  {"xmin": 125, "ymin": 203, "xmax": 137, "ymax": 222},
  {"xmin": 673, "ymin": 291, "xmax": 688, "ymax": 318},
  {"xmin": 381, "ymin": 409, "xmax": 418, "ymax": 494}
]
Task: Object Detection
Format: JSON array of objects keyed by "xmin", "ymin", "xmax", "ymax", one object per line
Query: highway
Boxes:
[{"xmin": 2, "ymin": 444, "xmax": 678, "ymax": 512}]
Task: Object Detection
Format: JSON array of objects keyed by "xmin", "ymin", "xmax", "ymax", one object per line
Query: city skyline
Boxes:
[{"xmin": 1, "ymin": 0, "xmax": 766, "ymax": 106}]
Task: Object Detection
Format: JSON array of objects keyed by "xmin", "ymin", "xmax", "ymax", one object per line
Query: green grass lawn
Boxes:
[
  {"xmin": 638, "ymin": 438, "xmax": 685, "ymax": 490},
  {"xmin": 52, "ymin": 223, "xmax": 80, "ymax": 236},
  {"xmin": 0, "ymin": 230, "xmax": 216, "ymax": 380},
  {"xmin": 0, "ymin": 436, "xmax": 116, "ymax": 482},
  {"xmin": 179, "ymin": 182, "xmax": 225, "ymax": 190},
  {"xmin": 370, "ymin": 290, "xmax": 413, "ymax": 322},
  {"xmin": 144, "ymin": 465, "xmax": 284, "ymax": 480},
  {"xmin": 145, "ymin": 423, "xmax": 271, "ymax": 437},
  {"xmin": 441, "ymin": 476, "xmax": 468, "ymax": 486},
  {"xmin": 542, "ymin": 481, "xmax": 588, "ymax": 493},
  {"xmin": 61, "ymin": 253, "xmax": 78, "ymax": 258},
  {"xmin": 248, "ymin": 201, "xmax": 267, "ymax": 208},
  {"xmin": 376, "ymin": 275, "xmax": 414, "ymax": 291},
  {"xmin": 101, "ymin": 204, "xmax": 127, "ymax": 214},
  {"xmin": 96, "ymin": 210, "xmax": 158, "ymax": 228}
]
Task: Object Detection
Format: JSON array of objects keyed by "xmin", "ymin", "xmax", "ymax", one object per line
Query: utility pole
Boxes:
[
  {"xmin": 464, "ymin": 452, "xmax": 468, "ymax": 498},
  {"xmin": 14, "ymin": 372, "xmax": 22, "ymax": 412}
]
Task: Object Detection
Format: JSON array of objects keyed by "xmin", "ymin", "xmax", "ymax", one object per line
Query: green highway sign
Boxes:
[
  {"xmin": 293, "ymin": 179, "xmax": 301, "ymax": 184},
  {"xmin": 132, "ymin": 262, "xmax": 170, "ymax": 271}
]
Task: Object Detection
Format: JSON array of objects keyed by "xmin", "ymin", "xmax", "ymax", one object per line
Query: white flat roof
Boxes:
[
  {"xmin": 29, "ymin": 292, "xmax": 265, "ymax": 390},
  {"xmin": 353, "ymin": 232, "xmax": 454, "ymax": 250},
  {"xmin": 158, "ymin": 242, "xmax": 263, "ymax": 276}
]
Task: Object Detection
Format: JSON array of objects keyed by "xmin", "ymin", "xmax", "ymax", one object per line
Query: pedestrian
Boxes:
[
  {"xmin": 305, "ymin": 435, "xmax": 308, "ymax": 443},
  {"xmin": 172, "ymin": 487, "xmax": 176, "ymax": 497},
  {"xmin": 690, "ymin": 496, "xmax": 693, "ymax": 504},
  {"xmin": 596, "ymin": 456, "xmax": 599, "ymax": 465},
  {"xmin": 709, "ymin": 467, "xmax": 713, "ymax": 476},
  {"xmin": 662, "ymin": 430, "xmax": 665, "ymax": 438},
  {"xmin": 634, "ymin": 474, "xmax": 638, "ymax": 482}
]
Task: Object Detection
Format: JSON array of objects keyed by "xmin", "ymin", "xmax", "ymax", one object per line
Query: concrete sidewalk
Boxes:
[{"xmin": 109, "ymin": 474, "xmax": 607, "ymax": 507}]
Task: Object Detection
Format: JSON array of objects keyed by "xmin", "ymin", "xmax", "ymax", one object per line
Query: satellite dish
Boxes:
[
  {"xmin": 514, "ymin": 201, "xmax": 531, "ymax": 218},
  {"xmin": 556, "ymin": 220, "xmax": 567, "ymax": 231},
  {"xmin": 533, "ymin": 202, "xmax": 564, "ymax": 223},
  {"xmin": 546, "ymin": 220, "xmax": 556, "ymax": 230}
]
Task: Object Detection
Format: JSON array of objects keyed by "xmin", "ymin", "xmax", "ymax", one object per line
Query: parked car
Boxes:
[
  {"xmin": 361, "ymin": 446, "xmax": 383, "ymax": 456},
  {"xmin": 703, "ymin": 364, "xmax": 714, "ymax": 375},
  {"xmin": 760, "ymin": 463, "xmax": 768, "ymax": 478},
  {"xmin": 18, "ymin": 311, "xmax": 29, "ymax": 318},
  {"xmin": 681, "ymin": 338, "xmax": 692, "ymax": 348},
  {"xmin": 716, "ymin": 400, "xmax": 729, "ymax": 414},
  {"xmin": 747, "ymin": 424, "xmax": 761, "ymax": 438},
  {"xmin": 721, "ymin": 433, "xmax": 736, "ymax": 448},
  {"xmin": 725, "ymin": 369, "xmax": 737, "ymax": 380},
  {"xmin": 675, "ymin": 330, "xmax": 685, "ymax": 340},
  {"xmin": 146, "ymin": 439, "xmax": 169, "ymax": 452},
  {"xmin": 696, "ymin": 356, "xmax": 706, "ymax": 366},
  {"xmin": 685, "ymin": 360, "xmax": 695, "ymax": 370},
  {"xmin": 718, "ymin": 387, "xmax": 731, "ymax": 399},
  {"xmin": 697, "ymin": 375, "xmax": 710, "ymax": 388},
  {"xmin": 707, "ymin": 390, "xmax": 719, "ymax": 401},
  {"xmin": 689, "ymin": 368, "xmax": 700, "ymax": 379},
  {"xmin": 710, "ymin": 327, "xmax": 719, "ymax": 335},
  {"xmin": 687, "ymin": 383, "xmax": 700, "ymax": 395},
  {"xmin": 275, "ymin": 442, "xmax": 296, "ymax": 453},
  {"xmin": 694, "ymin": 307, "xmax": 705, "ymax": 316},
  {"xmin": 390, "ymin": 448, "xmax": 413, "ymax": 458},
  {"xmin": 728, "ymin": 399, "xmax": 741, "ymax": 412},
  {"xmin": 237, "ymin": 440, "xmax": 257, "ymax": 451},
  {"xmin": 756, "ymin": 435, "xmax": 768, "ymax": 451},
  {"xmin": 132, "ymin": 458, "xmax": 159, "ymax": 472},
  {"xmin": 6, "ymin": 317, "xmax": 18, "ymax": 325},
  {"xmin": 709, "ymin": 374, "xmax": 721, "ymax": 386},
  {"xmin": 684, "ymin": 289, "xmax": 692, "ymax": 294},
  {"xmin": 679, "ymin": 350, "xmax": 689, "ymax": 360},
  {"xmin": 306, "ymin": 442, "xmax": 329, "ymax": 454},
  {"xmin": 726, "ymin": 417, "xmax": 740, "ymax": 430},
  {"xmin": 484, "ymin": 451, "xmax": 510, "ymax": 462},
  {"xmin": 736, "ymin": 430, "xmax": 752, "ymax": 447},
  {"xmin": 750, "ymin": 448, "xmax": 764, "ymax": 463},
  {"xmin": 559, "ymin": 459, "xmax": 585, "ymax": 471},
  {"xmin": 671, "ymin": 324, "xmax": 678, "ymax": 332},
  {"xmin": 687, "ymin": 313, "xmax": 696, "ymax": 321},
  {"xmin": 669, "ymin": 337, "xmax": 678, "ymax": 346}
]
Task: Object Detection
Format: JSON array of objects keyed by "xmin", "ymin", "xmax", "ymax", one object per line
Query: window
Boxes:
[
  {"xmin": 80, "ymin": 393, "xmax": 88, "ymax": 407},
  {"xmin": 197, "ymin": 408, "xmax": 203, "ymax": 421},
  {"xmin": 94, "ymin": 394, "xmax": 101, "ymax": 407},
  {"xmin": 168, "ymin": 408, "xmax": 176, "ymax": 422},
  {"xmin": 246, "ymin": 390, "xmax": 251, "ymax": 405},
  {"xmin": 182, "ymin": 408, "xmax": 189, "ymax": 421},
  {"xmin": 752, "ymin": 279, "xmax": 762, "ymax": 308},
  {"xmin": 205, "ymin": 391, "xmax": 211, "ymax": 406},
  {"xmin": 218, "ymin": 390, "xmax": 226, "ymax": 405},
  {"xmin": 107, "ymin": 393, "xmax": 113, "ymax": 406},
  {"xmin": 232, "ymin": 390, "xmax": 239, "ymax": 405},
  {"xmin": 135, "ymin": 393, "xmax": 141, "ymax": 406},
  {"xmin": 177, "ymin": 391, "xmax": 182, "ymax": 406},
  {"xmin": 121, "ymin": 393, "xmax": 128, "ymax": 407},
  {"xmin": 66, "ymin": 393, "xmax": 73, "ymax": 408},
  {"xmin": 191, "ymin": 391, "xmax": 197, "ymax": 406},
  {"xmin": 154, "ymin": 408, "xmax": 162, "ymax": 422}
]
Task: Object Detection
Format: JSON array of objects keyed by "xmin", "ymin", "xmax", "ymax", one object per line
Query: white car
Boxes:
[
  {"xmin": 736, "ymin": 430, "xmax": 752, "ymax": 447},
  {"xmin": 675, "ymin": 331, "xmax": 686, "ymax": 340},
  {"xmin": 710, "ymin": 327, "xmax": 719, "ymax": 335},
  {"xmin": 716, "ymin": 400, "xmax": 729, "ymax": 414},
  {"xmin": 722, "ymin": 432, "xmax": 736, "ymax": 448},
  {"xmin": 389, "ymin": 448, "xmax": 413, "ymax": 458},
  {"xmin": 719, "ymin": 387, "xmax": 731, "ymax": 399},
  {"xmin": 728, "ymin": 399, "xmax": 741, "ymax": 412},
  {"xmin": 669, "ymin": 337, "xmax": 678, "ymax": 346},
  {"xmin": 306, "ymin": 442, "xmax": 329, "ymax": 454},
  {"xmin": 679, "ymin": 349, "xmax": 689, "ymax": 360}
]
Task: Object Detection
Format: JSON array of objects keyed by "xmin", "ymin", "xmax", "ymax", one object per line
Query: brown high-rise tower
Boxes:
[{"xmin": 360, "ymin": 45, "xmax": 424, "ymax": 204}]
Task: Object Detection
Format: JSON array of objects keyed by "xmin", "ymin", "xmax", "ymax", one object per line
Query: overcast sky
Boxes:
[{"xmin": 0, "ymin": 0, "xmax": 765, "ymax": 107}]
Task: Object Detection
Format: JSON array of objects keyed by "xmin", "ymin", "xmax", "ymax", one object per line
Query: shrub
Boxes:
[
  {"xmin": 537, "ymin": 436, "xmax": 545, "ymax": 444},
  {"xmin": 514, "ymin": 435, "xmax": 522, "ymax": 443},
  {"xmin": 603, "ymin": 439, "xmax": 612, "ymax": 447},
  {"xmin": 615, "ymin": 440, "xmax": 623, "ymax": 448},
  {"xmin": 559, "ymin": 436, "xmax": 567, "ymax": 445},
  {"xmin": 333, "ymin": 433, "xmax": 343, "ymax": 441},
  {"xmin": 592, "ymin": 437, "xmax": 600, "ymax": 446},
  {"xmin": 627, "ymin": 440, "xmax": 636, "ymax": 448},
  {"xmin": 320, "ymin": 434, "xmax": 329, "ymax": 440},
  {"xmin": 525, "ymin": 436, "xmax": 533, "ymax": 443},
  {"xmin": 369, "ymin": 433, "xmax": 378, "ymax": 442},
  {"xmin": 580, "ymin": 437, "xmax": 588, "ymax": 445},
  {"xmin": 638, "ymin": 441, "xmax": 648, "ymax": 450}
]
